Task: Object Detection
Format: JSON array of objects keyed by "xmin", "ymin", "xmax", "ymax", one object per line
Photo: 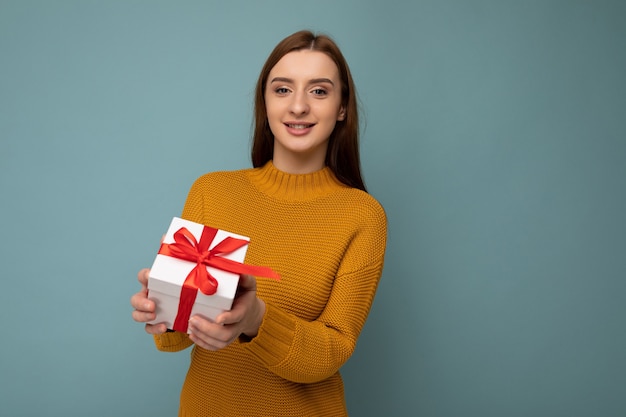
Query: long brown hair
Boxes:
[{"xmin": 251, "ymin": 30, "xmax": 366, "ymax": 192}]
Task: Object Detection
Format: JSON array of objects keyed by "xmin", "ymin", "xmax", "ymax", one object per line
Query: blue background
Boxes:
[{"xmin": 1, "ymin": 1, "xmax": 625, "ymax": 416}]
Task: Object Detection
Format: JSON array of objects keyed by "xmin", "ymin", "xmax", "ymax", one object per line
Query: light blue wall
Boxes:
[{"xmin": 1, "ymin": 1, "xmax": 624, "ymax": 416}]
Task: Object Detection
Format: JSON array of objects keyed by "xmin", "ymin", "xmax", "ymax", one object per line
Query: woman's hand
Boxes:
[
  {"xmin": 188, "ymin": 274, "xmax": 265, "ymax": 351},
  {"xmin": 130, "ymin": 268, "xmax": 168, "ymax": 335}
]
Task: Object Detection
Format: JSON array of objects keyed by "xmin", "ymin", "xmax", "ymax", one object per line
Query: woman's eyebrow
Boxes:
[
  {"xmin": 269, "ymin": 77, "xmax": 335, "ymax": 86},
  {"xmin": 309, "ymin": 78, "xmax": 335, "ymax": 86}
]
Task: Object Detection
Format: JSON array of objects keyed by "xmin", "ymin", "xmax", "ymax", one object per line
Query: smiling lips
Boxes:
[{"xmin": 285, "ymin": 122, "xmax": 315, "ymax": 135}]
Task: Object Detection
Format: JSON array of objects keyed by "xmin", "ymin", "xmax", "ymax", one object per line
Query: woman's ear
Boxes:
[{"xmin": 337, "ymin": 107, "xmax": 346, "ymax": 121}]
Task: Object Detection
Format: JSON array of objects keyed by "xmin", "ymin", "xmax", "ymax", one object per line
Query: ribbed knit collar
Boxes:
[{"xmin": 247, "ymin": 161, "xmax": 346, "ymax": 201}]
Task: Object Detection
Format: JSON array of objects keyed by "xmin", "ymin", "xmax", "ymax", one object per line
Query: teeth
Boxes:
[{"xmin": 288, "ymin": 124, "xmax": 310, "ymax": 129}]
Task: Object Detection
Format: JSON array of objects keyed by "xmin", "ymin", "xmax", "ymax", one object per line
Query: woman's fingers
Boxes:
[
  {"xmin": 137, "ymin": 268, "xmax": 150, "ymax": 288},
  {"xmin": 131, "ymin": 268, "xmax": 157, "ymax": 323},
  {"xmin": 145, "ymin": 322, "xmax": 168, "ymax": 335},
  {"xmin": 188, "ymin": 316, "xmax": 238, "ymax": 350}
]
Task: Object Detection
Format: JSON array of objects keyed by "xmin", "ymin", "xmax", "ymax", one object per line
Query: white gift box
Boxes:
[{"xmin": 147, "ymin": 217, "xmax": 249, "ymax": 333}]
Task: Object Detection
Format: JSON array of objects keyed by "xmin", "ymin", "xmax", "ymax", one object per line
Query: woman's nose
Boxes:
[{"xmin": 289, "ymin": 92, "xmax": 309, "ymax": 116}]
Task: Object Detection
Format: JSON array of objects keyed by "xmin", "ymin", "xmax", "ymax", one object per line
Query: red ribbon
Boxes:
[{"xmin": 158, "ymin": 226, "xmax": 280, "ymax": 332}]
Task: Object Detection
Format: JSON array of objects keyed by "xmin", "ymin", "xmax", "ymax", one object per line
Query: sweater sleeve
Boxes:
[
  {"xmin": 153, "ymin": 331, "xmax": 194, "ymax": 352},
  {"xmin": 241, "ymin": 203, "xmax": 387, "ymax": 383}
]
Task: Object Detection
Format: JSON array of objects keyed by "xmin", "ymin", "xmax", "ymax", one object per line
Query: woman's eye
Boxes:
[
  {"xmin": 275, "ymin": 87, "xmax": 290, "ymax": 94},
  {"xmin": 312, "ymin": 88, "xmax": 327, "ymax": 96}
]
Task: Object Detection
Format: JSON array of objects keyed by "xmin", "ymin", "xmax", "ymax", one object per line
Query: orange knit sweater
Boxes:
[{"xmin": 153, "ymin": 161, "xmax": 387, "ymax": 416}]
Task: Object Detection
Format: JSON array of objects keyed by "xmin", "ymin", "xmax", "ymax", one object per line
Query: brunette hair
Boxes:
[{"xmin": 251, "ymin": 30, "xmax": 366, "ymax": 192}]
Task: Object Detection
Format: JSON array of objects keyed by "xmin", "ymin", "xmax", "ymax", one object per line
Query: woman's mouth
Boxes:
[
  {"xmin": 285, "ymin": 123, "xmax": 315, "ymax": 129},
  {"xmin": 284, "ymin": 122, "xmax": 315, "ymax": 136}
]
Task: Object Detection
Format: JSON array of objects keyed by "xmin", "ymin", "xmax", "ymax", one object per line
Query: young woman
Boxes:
[{"xmin": 131, "ymin": 30, "xmax": 387, "ymax": 416}]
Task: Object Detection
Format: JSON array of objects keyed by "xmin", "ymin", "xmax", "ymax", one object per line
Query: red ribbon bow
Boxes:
[{"xmin": 158, "ymin": 226, "xmax": 280, "ymax": 332}]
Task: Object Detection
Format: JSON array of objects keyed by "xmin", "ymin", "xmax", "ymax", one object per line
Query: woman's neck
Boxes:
[{"xmin": 271, "ymin": 145, "xmax": 327, "ymax": 174}]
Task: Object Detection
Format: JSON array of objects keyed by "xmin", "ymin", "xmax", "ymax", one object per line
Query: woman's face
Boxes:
[{"xmin": 265, "ymin": 50, "xmax": 345, "ymax": 173}]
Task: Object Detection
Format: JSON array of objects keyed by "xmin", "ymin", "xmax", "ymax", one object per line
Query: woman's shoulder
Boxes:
[
  {"xmin": 335, "ymin": 187, "xmax": 387, "ymax": 225},
  {"xmin": 191, "ymin": 167, "xmax": 254, "ymax": 188},
  {"xmin": 340, "ymin": 186, "xmax": 385, "ymax": 208}
]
